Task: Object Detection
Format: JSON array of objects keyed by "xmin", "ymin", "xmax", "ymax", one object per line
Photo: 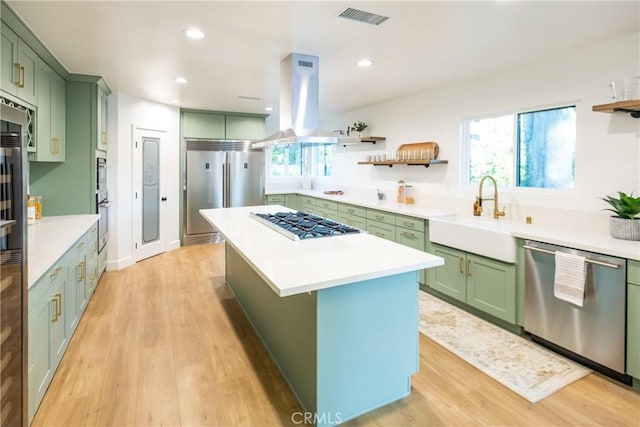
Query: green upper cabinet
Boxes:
[
  {"xmin": 182, "ymin": 111, "xmax": 225, "ymax": 139},
  {"xmin": 0, "ymin": 22, "xmax": 38, "ymax": 105},
  {"xmin": 181, "ymin": 110, "xmax": 267, "ymax": 140},
  {"xmin": 97, "ymin": 85, "xmax": 108, "ymax": 152},
  {"xmin": 225, "ymin": 115, "xmax": 265, "ymax": 140},
  {"xmin": 31, "ymin": 58, "xmax": 65, "ymax": 162},
  {"xmin": 30, "ymin": 75, "xmax": 110, "ymax": 215}
]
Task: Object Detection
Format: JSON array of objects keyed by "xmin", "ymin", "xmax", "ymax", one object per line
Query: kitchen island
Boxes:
[{"xmin": 201, "ymin": 206, "xmax": 444, "ymax": 426}]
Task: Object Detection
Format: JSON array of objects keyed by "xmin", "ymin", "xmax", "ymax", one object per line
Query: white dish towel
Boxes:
[{"xmin": 554, "ymin": 251, "xmax": 587, "ymax": 307}]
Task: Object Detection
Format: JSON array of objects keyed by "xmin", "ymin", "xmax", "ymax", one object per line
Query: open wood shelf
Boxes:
[
  {"xmin": 357, "ymin": 159, "xmax": 448, "ymax": 168},
  {"xmin": 592, "ymin": 100, "xmax": 640, "ymax": 118},
  {"xmin": 342, "ymin": 136, "xmax": 386, "ymax": 147}
]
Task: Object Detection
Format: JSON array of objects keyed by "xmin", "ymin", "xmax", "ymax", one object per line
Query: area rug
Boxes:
[{"xmin": 418, "ymin": 291, "xmax": 591, "ymax": 403}]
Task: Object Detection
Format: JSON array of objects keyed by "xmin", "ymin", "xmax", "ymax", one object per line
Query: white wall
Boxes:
[
  {"xmin": 106, "ymin": 93, "xmax": 180, "ymax": 270},
  {"xmin": 321, "ymin": 32, "xmax": 640, "ymax": 230}
]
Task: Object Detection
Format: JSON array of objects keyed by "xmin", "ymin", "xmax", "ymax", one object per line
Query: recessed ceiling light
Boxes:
[
  {"xmin": 265, "ymin": 107, "xmax": 273, "ymax": 112},
  {"xmin": 174, "ymin": 77, "xmax": 188, "ymax": 84},
  {"xmin": 357, "ymin": 58, "xmax": 373, "ymax": 68},
  {"xmin": 184, "ymin": 28, "xmax": 204, "ymax": 39}
]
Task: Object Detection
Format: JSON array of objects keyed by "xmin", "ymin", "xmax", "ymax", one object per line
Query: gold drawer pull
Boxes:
[
  {"xmin": 402, "ymin": 231, "xmax": 416, "ymax": 238},
  {"xmin": 375, "ymin": 215, "xmax": 384, "ymax": 220},
  {"xmin": 49, "ymin": 266, "xmax": 63, "ymax": 278},
  {"xmin": 459, "ymin": 257, "xmax": 464, "ymax": 274},
  {"xmin": 467, "ymin": 260, "xmax": 472, "ymax": 277},
  {"xmin": 76, "ymin": 241, "xmax": 85, "ymax": 249}
]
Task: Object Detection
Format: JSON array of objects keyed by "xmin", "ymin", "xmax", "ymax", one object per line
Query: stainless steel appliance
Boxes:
[
  {"xmin": 184, "ymin": 140, "xmax": 264, "ymax": 244},
  {"xmin": 1, "ymin": 102, "xmax": 28, "ymax": 426},
  {"xmin": 96, "ymin": 158, "xmax": 110, "ymax": 253},
  {"xmin": 251, "ymin": 211, "xmax": 360, "ymax": 241},
  {"xmin": 523, "ymin": 240, "xmax": 630, "ymax": 383}
]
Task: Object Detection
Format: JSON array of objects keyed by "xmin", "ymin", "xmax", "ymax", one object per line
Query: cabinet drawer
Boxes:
[
  {"xmin": 29, "ymin": 261, "xmax": 66, "ymax": 313},
  {"xmin": 317, "ymin": 199, "xmax": 338, "ymax": 210},
  {"xmin": 284, "ymin": 194, "xmax": 300, "ymax": 210},
  {"xmin": 629, "ymin": 260, "xmax": 640, "ymax": 286},
  {"xmin": 317, "ymin": 208, "xmax": 338, "ymax": 221},
  {"xmin": 395, "ymin": 228, "xmax": 426, "ymax": 250},
  {"xmin": 367, "ymin": 220, "xmax": 396, "ymax": 241},
  {"xmin": 396, "ymin": 214, "xmax": 426, "ymax": 233},
  {"xmin": 266, "ymin": 194, "xmax": 285, "ymax": 205},
  {"xmin": 300, "ymin": 196, "xmax": 317, "ymax": 210},
  {"xmin": 338, "ymin": 212, "xmax": 367, "ymax": 230},
  {"xmin": 366, "ymin": 209, "xmax": 395, "ymax": 226},
  {"xmin": 339, "ymin": 203, "xmax": 366, "ymax": 218}
]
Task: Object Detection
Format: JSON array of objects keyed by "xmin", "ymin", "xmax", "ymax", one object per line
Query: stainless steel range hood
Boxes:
[{"xmin": 253, "ymin": 53, "xmax": 358, "ymax": 148}]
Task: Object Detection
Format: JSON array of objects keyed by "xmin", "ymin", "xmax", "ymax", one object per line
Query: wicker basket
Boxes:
[{"xmin": 609, "ymin": 217, "xmax": 640, "ymax": 241}]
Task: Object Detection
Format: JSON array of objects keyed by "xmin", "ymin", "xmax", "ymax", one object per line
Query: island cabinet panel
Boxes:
[
  {"xmin": 225, "ymin": 243, "xmax": 419, "ymax": 426},
  {"xmin": 628, "ymin": 260, "xmax": 640, "ymax": 380}
]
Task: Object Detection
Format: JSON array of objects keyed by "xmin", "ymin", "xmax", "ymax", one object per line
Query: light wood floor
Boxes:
[{"xmin": 33, "ymin": 244, "xmax": 640, "ymax": 426}]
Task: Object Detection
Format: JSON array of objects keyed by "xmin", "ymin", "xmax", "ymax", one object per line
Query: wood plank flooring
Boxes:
[{"xmin": 32, "ymin": 244, "xmax": 640, "ymax": 426}]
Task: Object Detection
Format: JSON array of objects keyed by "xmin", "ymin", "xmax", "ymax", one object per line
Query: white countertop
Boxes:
[
  {"xmin": 200, "ymin": 206, "xmax": 444, "ymax": 297},
  {"xmin": 28, "ymin": 215, "xmax": 100, "ymax": 288},
  {"xmin": 269, "ymin": 190, "xmax": 640, "ymax": 261}
]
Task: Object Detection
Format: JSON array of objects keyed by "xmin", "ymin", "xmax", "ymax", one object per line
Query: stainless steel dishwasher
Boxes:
[{"xmin": 523, "ymin": 240, "xmax": 630, "ymax": 383}]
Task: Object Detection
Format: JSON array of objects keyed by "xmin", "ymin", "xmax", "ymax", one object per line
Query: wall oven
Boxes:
[{"xmin": 96, "ymin": 158, "xmax": 110, "ymax": 252}]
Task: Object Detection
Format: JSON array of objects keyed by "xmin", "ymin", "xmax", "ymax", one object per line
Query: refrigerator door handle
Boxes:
[
  {"xmin": 226, "ymin": 161, "xmax": 231, "ymax": 206},
  {"xmin": 222, "ymin": 163, "xmax": 226, "ymax": 207}
]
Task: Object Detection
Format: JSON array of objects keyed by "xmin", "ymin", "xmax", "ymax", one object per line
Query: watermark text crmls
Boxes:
[{"xmin": 291, "ymin": 411, "xmax": 343, "ymax": 425}]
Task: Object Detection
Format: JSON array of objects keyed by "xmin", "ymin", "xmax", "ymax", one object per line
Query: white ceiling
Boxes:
[{"xmin": 7, "ymin": 1, "xmax": 640, "ymax": 117}]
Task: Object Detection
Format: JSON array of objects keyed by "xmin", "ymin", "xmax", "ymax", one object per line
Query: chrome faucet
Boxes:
[{"xmin": 477, "ymin": 175, "xmax": 505, "ymax": 219}]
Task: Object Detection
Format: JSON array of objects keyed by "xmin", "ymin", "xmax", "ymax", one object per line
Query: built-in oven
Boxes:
[{"xmin": 96, "ymin": 157, "xmax": 110, "ymax": 252}]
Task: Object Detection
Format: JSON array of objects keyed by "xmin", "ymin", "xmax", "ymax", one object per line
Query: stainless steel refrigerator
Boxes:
[
  {"xmin": 1, "ymin": 102, "xmax": 28, "ymax": 426},
  {"xmin": 184, "ymin": 140, "xmax": 264, "ymax": 244}
]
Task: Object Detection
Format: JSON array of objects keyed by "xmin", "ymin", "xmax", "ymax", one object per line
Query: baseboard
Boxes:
[
  {"xmin": 168, "ymin": 239, "xmax": 181, "ymax": 251},
  {"xmin": 107, "ymin": 255, "xmax": 134, "ymax": 271}
]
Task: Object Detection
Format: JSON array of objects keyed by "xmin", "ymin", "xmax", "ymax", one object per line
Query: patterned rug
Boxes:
[{"xmin": 418, "ymin": 291, "xmax": 591, "ymax": 403}]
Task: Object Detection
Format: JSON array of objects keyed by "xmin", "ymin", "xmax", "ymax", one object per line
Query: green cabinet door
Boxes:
[
  {"xmin": 28, "ymin": 285, "xmax": 53, "ymax": 424},
  {"xmin": 86, "ymin": 238, "xmax": 99, "ymax": 297},
  {"xmin": 67, "ymin": 250, "xmax": 87, "ymax": 334},
  {"xmin": 466, "ymin": 253, "xmax": 516, "ymax": 324},
  {"xmin": 182, "ymin": 111, "xmax": 225, "ymax": 139},
  {"xmin": 1, "ymin": 23, "xmax": 19, "ymax": 97},
  {"xmin": 284, "ymin": 194, "xmax": 300, "ymax": 210},
  {"xmin": 50, "ymin": 272, "xmax": 68, "ymax": 368},
  {"xmin": 225, "ymin": 115, "xmax": 265, "ymax": 140},
  {"xmin": 32, "ymin": 59, "xmax": 65, "ymax": 162},
  {"xmin": 97, "ymin": 85, "xmax": 108, "ymax": 151},
  {"xmin": 428, "ymin": 244, "xmax": 466, "ymax": 302},
  {"xmin": 628, "ymin": 283, "xmax": 640, "ymax": 379}
]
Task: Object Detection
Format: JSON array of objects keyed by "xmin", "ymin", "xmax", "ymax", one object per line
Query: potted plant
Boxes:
[
  {"xmin": 349, "ymin": 121, "xmax": 368, "ymax": 137},
  {"xmin": 602, "ymin": 191, "xmax": 640, "ymax": 241}
]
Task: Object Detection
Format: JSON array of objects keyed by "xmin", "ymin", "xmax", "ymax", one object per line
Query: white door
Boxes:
[{"xmin": 133, "ymin": 126, "xmax": 167, "ymax": 262}]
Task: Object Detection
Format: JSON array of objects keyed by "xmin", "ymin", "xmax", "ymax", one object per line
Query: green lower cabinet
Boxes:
[
  {"xmin": 86, "ymin": 239, "xmax": 99, "ymax": 296},
  {"xmin": 68, "ymin": 250, "xmax": 87, "ymax": 332},
  {"xmin": 428, "ymin": 243, "xmax": 516, "ymax": 324},
  {"xmin": 28, "ymin": 283, "xmax": 54, "ymax": 424},
  {"xmin": 367, "ymin": 219, "xmax": 395, "ymax": 241},
  {"xmin": 284, "ymin": 194, "xmax": 300, "ymax": 210},
  {"xmin": 627, "ymin": 279, "xmax": 640, "ymax": 380},
  {"xmin": 265, "ymin": 194, "xmax": 284, "ymax": 205},
  {"xmin": 338, "ymin": 211, "xmax": 367, "ymax": 230}
]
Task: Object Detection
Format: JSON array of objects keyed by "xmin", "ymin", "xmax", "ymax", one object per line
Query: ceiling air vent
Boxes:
[{"xmin": 337, "ymin": 7, "xmax": 389, "ymax": 26}]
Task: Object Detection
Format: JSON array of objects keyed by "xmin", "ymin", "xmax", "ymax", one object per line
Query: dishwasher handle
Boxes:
[{"xmin": 523, "ymin": 244, "xmax": 620, "ymax": 269}]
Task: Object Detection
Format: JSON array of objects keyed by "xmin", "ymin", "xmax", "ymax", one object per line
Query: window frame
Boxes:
[{"xmin": 461, "ymin": 103, "xmax": 577, "ymax": 193}]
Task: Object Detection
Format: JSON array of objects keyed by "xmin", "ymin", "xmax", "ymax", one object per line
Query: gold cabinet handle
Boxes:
[
  {"xmin": 56, "ymin": 293, "xmax": 62, "ymax": 318},
  {"xmin": 51, "ymin": 138, "xmax": 55, "ymax": 154},
  {"xmin": 14, "ymin": 63, "xmax": 21, "ymax": 86},
  {"xmin": 80, "ymin": 261, "xmax": 85, "ymax": 281},
  {"xmin": 402, "ymin": 221, "xmax": 414, "ymax": 227},
  {"xmin": 347, "ymin": 208, "xmax": 354, "ymax": 214},
  {"xmin": 467, "ymin": 259, "xmax": 472, "ymax": 277},
  {"xmin": 19, "ymin": 65, "xmax": 25, "ymax": 88},
  {"xmin": 102, "ymin": 131, "xmax": 107, "ymax": 146},
  {"xmin": 49, "ymin": 266, "xmax": 63, "ymax": 278},
  {"xmin": 402, "ymin": 231, "xmax": 416, "ymax": 239},
  {"xmin": 50, "ymin": 296, "xmax": 58, "ymax": 322},
  {"xmin": 55, "ymin": 138, "xmax": 59, "ymax": 154},
  {"xmin": 375, "ymin": 215, "xmax": 384, "ymax": 220},
  {"xmin": 76, "ymin": 241, "xmax": 85, "ymax": 249},
  {"xmin": 459, "ymin": 257, "xmax": 464, "ymax": 274}
]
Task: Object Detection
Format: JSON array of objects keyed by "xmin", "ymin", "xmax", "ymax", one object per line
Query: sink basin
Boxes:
[{"xmin": 429, "ymin": 215, "xmax": 522, "ymax": 263}]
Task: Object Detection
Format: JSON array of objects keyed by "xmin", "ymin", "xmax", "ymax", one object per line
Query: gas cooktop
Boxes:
[{"xmin": 251, "ymin": 211, "xmax": 361, "ymax": 241}]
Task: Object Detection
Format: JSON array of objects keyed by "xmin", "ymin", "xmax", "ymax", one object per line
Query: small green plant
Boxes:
[
  {"xmin": 602, "ymin": 191, "xmax": 640, "ymax": 219},
  {"xmin": 350, "ymin": 121, "xmax": 368, "ymax": 133}
]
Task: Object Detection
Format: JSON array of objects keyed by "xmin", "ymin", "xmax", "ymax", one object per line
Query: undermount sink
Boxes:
[{"xmin": 429, "ymin": 215, "xmax": 522, "ymax": 263}]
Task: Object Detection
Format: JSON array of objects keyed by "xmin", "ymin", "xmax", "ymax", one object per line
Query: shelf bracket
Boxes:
[{"xmin": 612, "ymin": 108, "xmax": 640, "ymax": 118}]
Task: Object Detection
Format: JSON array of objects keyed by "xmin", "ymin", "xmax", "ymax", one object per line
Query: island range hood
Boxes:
[{"xmin": 254, "ymin": 53, "xmax": 359, "ymax": 148}]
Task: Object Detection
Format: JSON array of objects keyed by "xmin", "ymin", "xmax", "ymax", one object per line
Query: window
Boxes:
[
  {"xmin": 464, "ymin": 105, "xmax": 576, "ymax": 189},
  {"xmin": 268, "ymin": 144, "xmax": 333, "ymax": 177}
]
